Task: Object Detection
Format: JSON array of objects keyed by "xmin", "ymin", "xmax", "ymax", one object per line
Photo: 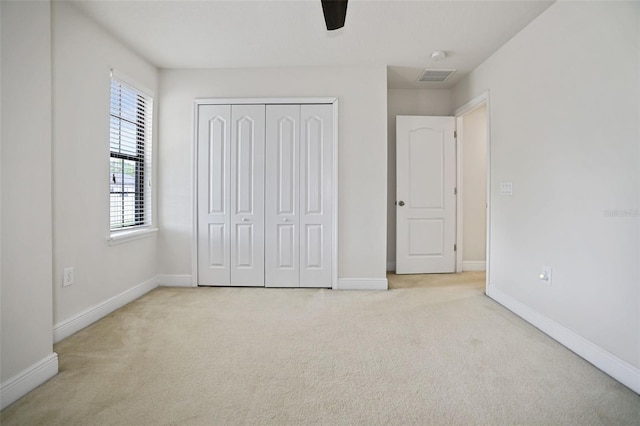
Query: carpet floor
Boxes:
[{"xmin": 2, "ymin": 272, "xmax": 639, "ymax": 425}]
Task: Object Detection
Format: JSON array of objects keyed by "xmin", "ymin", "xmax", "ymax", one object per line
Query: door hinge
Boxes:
[
  {"xmin": 454, "ymin": 187, "xmax": 457, "ymax": 195},
  {"xmin": 454, "ymin": 244, "xmax": 457, "ymax": 252},
  {"xmin": 454, "ymin": 130, "xmax": 457, "ymax": 139}
]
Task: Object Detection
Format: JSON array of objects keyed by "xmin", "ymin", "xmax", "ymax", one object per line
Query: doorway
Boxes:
[
  {"xmin": 390, "ymin": 92, "xmax": 490, "ymax": 290},
  {"xmin": 454, "ymin": 92, "xmax": 490, "ymax": 291}
]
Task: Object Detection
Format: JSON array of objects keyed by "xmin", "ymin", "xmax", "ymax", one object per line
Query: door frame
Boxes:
[
  {"xmin": 453, "ymin": 91, "xmax": 491, "ymax": 294},
  {"xmin": 191, "ymin": 97, "xmax": 339, "ymax": 289}
]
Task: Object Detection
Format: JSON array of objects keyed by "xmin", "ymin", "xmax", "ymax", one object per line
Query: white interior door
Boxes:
[
  {"xmin": 230, "ymin": 105, "xmax": 265, "ymax": 286},
  {"xmin": 265, "ymin": 105, "xmax": 300, "ymax": 287},
  {"xmin": 265, "ymin": 104, "xmax": 333, "ymax": 288},
  {"xmin": 299, "ymin": 104, "xmax": 333, "ymax": 287},
  {"xmin": 197, "ymin": 105, "xmax": 231, "ymax": 285},
  {"xmin": 396, "ymin": 116, "xmax": 456, "ymax": 274}
]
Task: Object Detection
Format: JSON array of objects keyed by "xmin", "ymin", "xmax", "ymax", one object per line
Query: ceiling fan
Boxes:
[{"xmin": 321, "ymin": 0, "xmax": 348, "ymax": 31}]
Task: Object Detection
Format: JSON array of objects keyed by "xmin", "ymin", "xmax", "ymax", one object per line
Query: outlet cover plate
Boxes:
[
  {"xmin": 540, "ymin": 265, "xmax": 552, "ymax": 286},
  {"xmin": 63, "ymin": 267, "xmax": 74, "ymax": 287}
]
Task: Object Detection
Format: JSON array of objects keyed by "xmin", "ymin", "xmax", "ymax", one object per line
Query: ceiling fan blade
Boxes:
[{"xmin": 321, "ymin": 0, "xmax": 348, "ymax": 31}]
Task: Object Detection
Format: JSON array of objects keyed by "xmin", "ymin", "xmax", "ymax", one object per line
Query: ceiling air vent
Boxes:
[{"xmin": 418, "ymin": 69, "xmax": 456, "ymax": 82}]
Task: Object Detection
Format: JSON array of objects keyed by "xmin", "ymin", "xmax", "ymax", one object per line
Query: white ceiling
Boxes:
[{"xmin": 72, "ymin": 0, "xmax": 554, "ymax": 89}]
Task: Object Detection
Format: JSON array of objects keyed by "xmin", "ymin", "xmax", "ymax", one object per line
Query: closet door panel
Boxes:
[
  {"xmin": 265, "ymin": 105, "xmax": 300, "ymax": 287},
  {"xmin": 300, "ymin": 104, "xmax": 333, "ymax": 288},
  {"xmin": 230, "ymin": 104, "xmax": 265, "ymax": 286},
  {"xmin": 197, "ymin": 105, "xmax": 231, "ymax": 285}
]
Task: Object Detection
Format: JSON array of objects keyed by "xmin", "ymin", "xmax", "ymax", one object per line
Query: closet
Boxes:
[{"xmin": 195, "ymin": 101, "xmax": 334, "ymax": 288}]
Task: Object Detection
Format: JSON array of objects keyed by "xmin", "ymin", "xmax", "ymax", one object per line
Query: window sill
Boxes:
[{"xmin": 109, "ymin": 227, "xmax": 158, "ymax": 246}]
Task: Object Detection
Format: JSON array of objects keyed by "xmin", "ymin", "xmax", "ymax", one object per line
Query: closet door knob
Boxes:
[
  {"xmin": 282, "ymin": 218, "xmax": 289, "ymax": 222},
  {"xmin": 398, "ymin": 201, "xmax": 405, "ymax": 206},
  {"xmin": 242, "ymin": 218, "xmax": 249, "ymax": 222}
]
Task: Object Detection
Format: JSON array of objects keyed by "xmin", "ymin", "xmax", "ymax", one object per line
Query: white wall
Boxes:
[
  {"xmin": 461, "ymin": 105, "xmax": 487, "ymax": 266},
  {"xmin": 158, "ymin": 67, "xmax": 388, "ymax": 282},
  {"xmin": 452, "ymin": 1, "xmax": 640, "ymax": 378},
  {"xmin": 52, "ymin": 2, "xmax": 159, "ymax": 325},
  {"xmin": 637, "ymin": 3, "xmax": 640, "ymax": 373},
  {"xmin": 387, "ymin": 89, "xmax": 451, "ymax": 270},
  {"xmin": 1, "ymin": 0, "xmax": 57, "ymax": 403}
]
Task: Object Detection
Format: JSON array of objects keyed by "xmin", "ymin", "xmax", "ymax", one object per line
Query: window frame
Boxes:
[{"xmin": 108, "ymin": 70, "xmax": 155, "ymax": 240}]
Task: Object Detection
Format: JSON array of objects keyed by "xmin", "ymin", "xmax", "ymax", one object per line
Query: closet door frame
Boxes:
[{"xmin": 192, "ymin": 97, "xmax": 339, "ymax": 289}]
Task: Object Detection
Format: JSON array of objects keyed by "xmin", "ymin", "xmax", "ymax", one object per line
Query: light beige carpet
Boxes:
[{"xmin": 2, "ymin": 272, "xmax": 639, "ymax": 425}]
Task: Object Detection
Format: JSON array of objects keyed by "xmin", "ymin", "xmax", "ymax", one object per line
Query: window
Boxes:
[{"xmin": 109, "ymin": 72, "xmax": 153, "ymax": 232}]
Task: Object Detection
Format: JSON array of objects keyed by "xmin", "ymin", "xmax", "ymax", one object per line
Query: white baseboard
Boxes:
[
  {"xmin": 488, "ymin": 285, "xmax": 640, "ymax": 394},
  {"xmin": 1, "ymin": 353, "xmax": 58, "ymax": 410},
  {"xmin": 53, "ymin": 276, "xmax": 158, "ymax": 343},
  {"xmin": 157, "ymin": 274, "xmax": 194, "ymax": 287},
  {"xmin": 462, "ymin": 261, "xmax": 486, "ymax": 271},
  {"xmin": 386, "ymin": 261, "xmax": 396, "ymax": 272},
  {"xmin": 336, "ymin": 278, "xmax": 388, "ymax": 290}
]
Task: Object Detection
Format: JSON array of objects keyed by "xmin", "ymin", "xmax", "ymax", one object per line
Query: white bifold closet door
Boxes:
[
  {"xmin": 231, "ymin": 105, "xmax": 265, "ymax": 285},
  {"xmin": 265, "ymin": 104, "xmax": 333, "ymax": 288},
  {"xmin": 197, "ymin": 103, "xmax": 332, "ymax": 287},
  {"xmin": 197, "ymin": 104, "xmax": 265, "ymax": 286}
]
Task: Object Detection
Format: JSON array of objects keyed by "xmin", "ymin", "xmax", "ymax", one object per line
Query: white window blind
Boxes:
[{"xmin": 109, "ymin": 73, "xmax": 153, "ymax": 232}]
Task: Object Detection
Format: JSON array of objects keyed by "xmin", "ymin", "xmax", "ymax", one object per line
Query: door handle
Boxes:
[
  {"xmin": 242, "ymin": 218, "xmax": 249, "ymax": 222},
  {"xmin": 398, "ymin": 201, "xmax": 405, "ymax": 206},
  {"xmin": 282, "ymin": 218, "xmax": 289, "ymax": 222}
]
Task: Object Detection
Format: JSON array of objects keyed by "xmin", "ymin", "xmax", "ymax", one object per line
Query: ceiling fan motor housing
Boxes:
[{"xmin": 321, "ymin": 0, "xmax": 348, "ymax": 31}]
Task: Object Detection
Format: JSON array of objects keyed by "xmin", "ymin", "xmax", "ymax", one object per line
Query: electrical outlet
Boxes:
[
  {"xmin": 539, "ymin": 266, "xmax": 552, "ymax": 286},
  {"xmin": 63, "ymin": 267, "xmax": 74, "ymax": 287}
]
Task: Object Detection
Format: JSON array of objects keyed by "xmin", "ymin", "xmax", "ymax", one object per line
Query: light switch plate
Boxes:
[{"xmin": 500, "ymin": 182, "xmax": 513, "ymax": 196}]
